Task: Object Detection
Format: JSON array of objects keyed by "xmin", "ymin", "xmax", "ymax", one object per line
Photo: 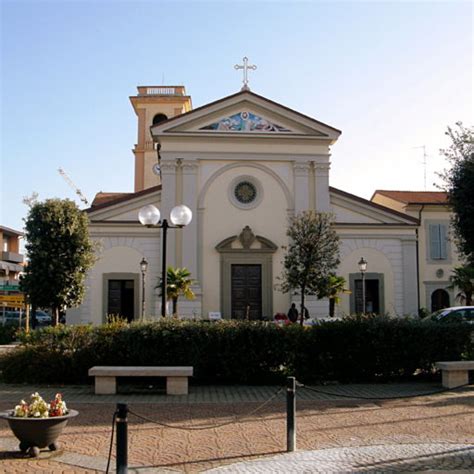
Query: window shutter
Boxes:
[
  {"xmin": 439, "ymin": 224, "xmax": 447, "ymax": 259},
  {"xmin": 429, "ymin": 224, "xmax": 440, "ymax": 259}
]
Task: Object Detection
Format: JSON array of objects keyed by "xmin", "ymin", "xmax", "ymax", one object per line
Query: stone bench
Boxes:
[
  {"xmin": 88, "ymin": 366, "xmax": 193, "ymax": 395},
  {"xmin": 435, "ymin": 361, "xmax": 474, "ymax": 388}
]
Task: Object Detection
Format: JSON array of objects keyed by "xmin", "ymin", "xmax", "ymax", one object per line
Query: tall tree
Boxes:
[
  {"xmin": 20, "ymin": 199, "xmax": 95, "ymax": 325},
  {"xmin": 440, "ymin": 122, "xmax": 474, "ymax": 264},
  {"xmin": 448, "ymin": 265, "xmax": 474, "ymax": 306},
  {"xmin": 279, "ymin": 211, "xmax": 340, "ymax": 325},
  {"xmin": 158, "ymin": 267, "xmax": 195, "ymax": 317}
]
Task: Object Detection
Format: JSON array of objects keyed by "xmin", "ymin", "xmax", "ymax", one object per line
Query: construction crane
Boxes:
[
  {"xmin": 58, "ymin": 168, "xmax": 90, "ymax": 206},
  {"xmin": 413, "ymin": 145, "xmax": 429, "ymax": 190}
]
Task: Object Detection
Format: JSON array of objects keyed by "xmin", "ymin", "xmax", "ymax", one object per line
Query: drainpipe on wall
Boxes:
[{"xmin": 415, "ymin": 205, "xmax": 425, "ymax": 315}]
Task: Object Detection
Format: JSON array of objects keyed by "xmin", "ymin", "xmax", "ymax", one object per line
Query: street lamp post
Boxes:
[
  {"xmin": 138, "ymin": 204, "xmax": 192, "ymax": 318},
  {"xmin": 140, "ymin": 257, "xmax": 148, "ymax": 321},
  {"xmin": 358, "ymin": 257, "xmax": 368, "ymax": 314}
]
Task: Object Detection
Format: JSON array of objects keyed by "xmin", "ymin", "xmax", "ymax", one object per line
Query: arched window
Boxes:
[
  {"xmin": 431, "ymin": 289, "xmax": 450, "ymax": 312},
  {"xmin": 152, "ymin": 113, "xmax": 168, "ymax": 125}
]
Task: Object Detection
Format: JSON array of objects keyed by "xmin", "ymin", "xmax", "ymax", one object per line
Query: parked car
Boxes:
[
  {"xmin": 3, "ymin": 311, "xmax": 26, "ymax": 325},
  {"xmin": 424, "ymin": 306, "xmax": 474, "ymax": 324},
  {"xmin": 2, "ymin": 310, "xmax": 52, "ymax": 326},
  {"xmin": 34, "ymin": 310, "xmax": 52, "ymax": 324}
]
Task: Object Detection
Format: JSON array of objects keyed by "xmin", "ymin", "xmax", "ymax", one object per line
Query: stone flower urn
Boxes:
[{"xmin": 1, "ymin": 409, "xmax": 79, "ymax": 457}]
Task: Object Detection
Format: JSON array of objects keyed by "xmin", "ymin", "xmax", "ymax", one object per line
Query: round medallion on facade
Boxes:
[{"xmin": 229, "ymin": 176, "xmax": 263, "ymax": 210}]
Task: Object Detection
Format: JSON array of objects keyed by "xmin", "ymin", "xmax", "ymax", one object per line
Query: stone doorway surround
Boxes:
[
  {"xmin": 102, "ymin": 272, "xmax": 139, "ymax": 323},
  {"xmin": 216, "ymin": 226, "xmax": 278, "ymax": 319}
]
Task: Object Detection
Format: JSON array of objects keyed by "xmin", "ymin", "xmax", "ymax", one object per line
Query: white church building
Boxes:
[{"xmin": 67, "ymin": 82, "xmax": 427, "ymax": 325}]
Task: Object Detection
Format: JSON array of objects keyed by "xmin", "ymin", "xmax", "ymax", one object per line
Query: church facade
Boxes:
[{"xmin": 67, "ymin": 85, "xmax": 421, "ymax": 325}]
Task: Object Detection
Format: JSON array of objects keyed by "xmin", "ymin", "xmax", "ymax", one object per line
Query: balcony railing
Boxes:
[
  {"xmin": 137, "ymin": 86, "xmax": 186, "ymax": 96},
  {"xmin": 2, "ymin": 251, "xmax": 24, "ymax": 264}
]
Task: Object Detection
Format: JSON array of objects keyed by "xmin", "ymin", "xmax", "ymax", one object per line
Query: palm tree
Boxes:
[
  {"xmin": 448, "ymin": 265, "xmax": 474, "ymax": 305},
  {"xmin": 158, "ymin": 267, "xmax": 195, "ymax": 317},
  {"xmin": 320, "ymin": 274, "xmax": 350, "ymax": 317}
]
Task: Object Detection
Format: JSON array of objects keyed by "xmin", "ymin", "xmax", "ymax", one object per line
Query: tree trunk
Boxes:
[
  {"xmin": 466, "ymin": 291, "xmax": 473, "ymax": 306},
  {"xmin": 172, "ymin": 297, "xmax": 178, "ymax": 318},
  {"xmin": 300, "ymin": 286, "xmax": 305, "ymax": 326},
  {"xmin": 53, "ymin": 307, "xmax": 59, "ymax": 326},
  {"xmin": 329, "ymin": 298, "xmax": 335, "ymax": 317},
  {"xmin": 31, "ymin": 303, "xmax": 37, "ymax": 330}
]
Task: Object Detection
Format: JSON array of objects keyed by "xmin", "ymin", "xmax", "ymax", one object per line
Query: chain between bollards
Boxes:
[
  {"xmin": 286, "ymin": 376, "xmax": 296, "ymax": 452},
  {"xmin": 116, "ymin": 403, "xmax": 128, "ymax": 474}
]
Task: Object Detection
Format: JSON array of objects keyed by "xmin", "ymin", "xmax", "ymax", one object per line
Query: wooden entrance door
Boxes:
[
  {"xmin": 231, "ymin": 264, "xmax": 262, "ymax": 320},
  {"xmin": 108, "ymin": 280, "xmax": 135, "ymax": 322}
]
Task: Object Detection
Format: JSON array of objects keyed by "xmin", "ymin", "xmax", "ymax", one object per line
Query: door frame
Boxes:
[
  {"xmin": 216, "ymin": 229, "xmax": 277, "ymax": 320},
  {"xmin": 102, "ymin": 273, "xmax": 139, "ymax": 323},
  {"xmin": 349, "ymin": 272, "xmax": 385, "ymax": 315}
]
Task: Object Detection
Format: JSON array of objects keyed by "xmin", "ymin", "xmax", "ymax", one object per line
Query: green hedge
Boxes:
[
  {"xmin": 0, "ymin": 318, "xmax": 472, "ymax": 384},
  {"xmin": 0, "ymin": 324, "xmax": 19, "ymax": 345}
]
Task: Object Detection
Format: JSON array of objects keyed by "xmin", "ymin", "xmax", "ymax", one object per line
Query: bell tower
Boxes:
[{"xmin": 130, "ymin": 86, "xmax": 192, "ymax": 191}]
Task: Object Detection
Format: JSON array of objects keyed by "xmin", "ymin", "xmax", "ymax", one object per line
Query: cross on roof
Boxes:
[{"xmin": 234, "ymin": 57, "xmax": 257, "ymax": 91}]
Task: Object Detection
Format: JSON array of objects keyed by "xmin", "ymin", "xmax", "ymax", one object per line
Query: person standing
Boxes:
[{"xmin": 287, "ymin": 303, "xmax": 298, "ymax": 323}]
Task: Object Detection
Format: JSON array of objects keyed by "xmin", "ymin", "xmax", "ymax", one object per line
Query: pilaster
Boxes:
[
  {"xmin": 181, "ymin": 160, "xmax": 199, "ymax": 282},
  {"xmin": 401, "ymin": 238, "xmax": 418, "ymax": 315},
  {"xmin": 160, "ymin": 159, "xmax": 178, "ymax": 269},
  {"xmin": 314, "ymin": 162, "xmax": 331, "ymax": 212},
  {"xmin": 293, "ymin": 162, "xmax": 311, "ymax": 213}
]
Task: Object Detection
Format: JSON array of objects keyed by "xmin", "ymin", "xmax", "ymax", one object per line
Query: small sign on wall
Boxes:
[{"xmin": 208, "ymin": 312, "xmax": 222, "ymax": 321}]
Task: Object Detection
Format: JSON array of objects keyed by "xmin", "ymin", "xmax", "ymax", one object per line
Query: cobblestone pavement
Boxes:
[
  {"xmin": 0, "ymin": 383, "xmax": 472, "ymax": 473},
  {"xmin": 208, "ymin": 443, "xmax": 474, "ymax": 472}
]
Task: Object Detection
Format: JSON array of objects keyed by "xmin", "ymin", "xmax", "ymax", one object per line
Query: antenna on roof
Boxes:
[
  {"xmin": 413, "ymin": 145, "xmax": 429, "ymax": 190},
  {"xmin": 58, "ymin": 168, "xmax": 90, "ymax": 206}
]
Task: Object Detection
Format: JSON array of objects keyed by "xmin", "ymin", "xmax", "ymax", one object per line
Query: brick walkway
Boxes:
[{"xmin": 0, "ymin": 382, "xmax": 473, "ymax": 472}]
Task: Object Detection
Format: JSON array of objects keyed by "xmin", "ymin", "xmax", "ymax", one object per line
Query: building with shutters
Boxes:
[{"xmin": 371, "ymin": 191, "xmax": 460, "ymax": 313}]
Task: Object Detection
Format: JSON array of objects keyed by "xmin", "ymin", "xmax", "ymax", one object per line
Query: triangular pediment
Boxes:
[{"xmin": 151, "ymin": 90, "xmax": 341, "ymax": 141}]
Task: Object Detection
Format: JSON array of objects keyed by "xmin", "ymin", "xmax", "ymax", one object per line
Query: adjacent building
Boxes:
[
  {"xmin": 371, "ymin": 191, "xmax": 460, "ymax": 313},
  {"xmin": 0, "ymin": 226, "xmax": 24, "ymax": 286}
]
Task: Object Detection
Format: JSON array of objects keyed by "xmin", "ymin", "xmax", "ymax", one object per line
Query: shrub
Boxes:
[
  {"xmin": 0, "ymin": 318, "xmax": 472, "ymax": 385},
  {"xmin": 0, "ymin": 324, "xmax": 19, "ymax": 344}
]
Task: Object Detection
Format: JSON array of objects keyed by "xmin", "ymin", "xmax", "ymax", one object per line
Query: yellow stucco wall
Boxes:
[{"xmin": 417, "ymin": 207, "xmax": 461, "ymax": 310}]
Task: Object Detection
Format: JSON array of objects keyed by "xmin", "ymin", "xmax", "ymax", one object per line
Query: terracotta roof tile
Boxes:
[
  {"xmin": 87, "ymin": 185, "xmax": 162, "ymax": 212},
  {"xmin": 372, "ymin": 190, "xmax": 449, "ymax": 205},
  {"xmin": 91, "ymin": 192, "xmax": 132, "ymax": 207}
]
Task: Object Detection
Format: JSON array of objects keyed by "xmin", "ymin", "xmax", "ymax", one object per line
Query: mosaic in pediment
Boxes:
[{"xmin": 200, "ymin": 112, "xmax": 291, "ymax": 132}]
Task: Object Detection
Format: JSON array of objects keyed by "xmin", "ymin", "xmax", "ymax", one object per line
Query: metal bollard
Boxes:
[
  {"xmin": 286, "ymin": 376, "xmax": 296, "ymax": 452},
  {"xmin": 116, "ymin": 403, "xmax": 128, "ymax": 474}
]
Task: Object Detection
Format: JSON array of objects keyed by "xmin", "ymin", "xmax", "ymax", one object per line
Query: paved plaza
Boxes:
[{"xmin": 0, "ymin": 382, "xmax": 473, "ymax": 473}]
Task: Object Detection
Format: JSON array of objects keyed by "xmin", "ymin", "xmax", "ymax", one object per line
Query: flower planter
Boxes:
[{"xmin": 1, "ymin": 409, "xmax": 78, "ymax": 457}]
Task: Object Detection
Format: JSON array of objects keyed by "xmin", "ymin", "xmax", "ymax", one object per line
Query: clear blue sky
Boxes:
[{"xmin": 1, "ymin": 0, "xmax": 472, "ymax": 232}]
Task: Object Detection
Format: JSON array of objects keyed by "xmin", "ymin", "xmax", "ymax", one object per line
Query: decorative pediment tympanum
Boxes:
[
  {"xmin": 200, "ymin": 111, "xmax": 292, "ymax": 133},
  {"xmin": 216, "ymin": 226, "xmax": 278, "ymax": 253}
]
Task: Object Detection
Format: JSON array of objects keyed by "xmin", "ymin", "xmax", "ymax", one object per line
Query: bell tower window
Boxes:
[{"xmin": 152, "ymin": 113, "xmax": 168, "ymax": 125}]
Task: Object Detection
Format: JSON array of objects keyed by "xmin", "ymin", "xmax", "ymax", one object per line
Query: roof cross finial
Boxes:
[{"xmin": 234, "ymin": 56, "xmax": 257, "ymax": 91}]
